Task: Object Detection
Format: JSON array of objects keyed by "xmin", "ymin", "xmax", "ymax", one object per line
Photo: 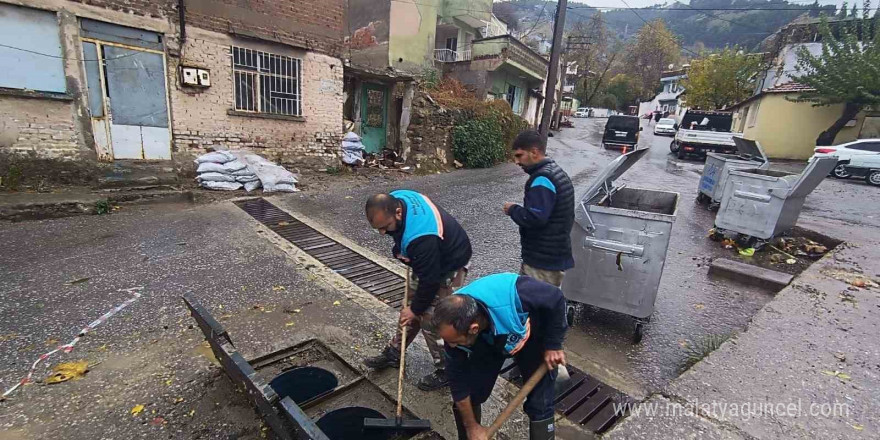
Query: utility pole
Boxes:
[{"xmin": 539, "ymin": 0, "xmax": 567, "ymax": 142}]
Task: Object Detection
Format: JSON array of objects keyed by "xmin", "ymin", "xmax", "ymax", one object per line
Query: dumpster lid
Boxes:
[
  {"xmin": 732, "ymin": 137, "xmax": 768, "ymax": 163},
  {"xmin": 580, "ymin": 148, "xmax": 649, "ymax": 202},
  {"xmin": 789, "ymin": 156, "xmax": 837, "ymax": 198}
]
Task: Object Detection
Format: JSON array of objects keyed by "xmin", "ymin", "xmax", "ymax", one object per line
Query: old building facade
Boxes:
[{"xmin": 0, "ymin": 0, "xmax": 345, "ymax": 169}]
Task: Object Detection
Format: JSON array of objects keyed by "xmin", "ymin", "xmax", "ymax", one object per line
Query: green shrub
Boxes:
[
  {"xmin": 452, "ymin": 117, "xmax": 506, "ymax": 168},
  {"xmin": 94, "ymin": 199, "xmax": 111, "ymax": 215}
]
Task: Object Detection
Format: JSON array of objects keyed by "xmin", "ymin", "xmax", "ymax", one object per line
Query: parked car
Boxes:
[
  {"xmin": 653, "ymin": 118, "xmax": 677, "ymax": 136},
  {"xmin": 842, "ymin": 154, "xmax": 880, "ymax": 186},
  {"xmin": 809, "ymin": 138, "xmax": 880, "ymax": 179},
  {"xmin": 575, "ymin": 107, "xmax": 590, "ymax": 118},
  {"xmin": 602, "ymin": 115, "xmax": 642, "ymax": 150}
]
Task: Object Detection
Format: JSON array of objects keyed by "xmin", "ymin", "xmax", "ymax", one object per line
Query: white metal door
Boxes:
[{"xmin": 82, "ymin": 40, "xmax": 171, "ymax": 160}]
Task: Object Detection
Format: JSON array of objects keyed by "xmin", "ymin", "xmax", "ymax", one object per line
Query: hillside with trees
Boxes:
[{"xmin": 497, "ymin": 0, "xmax": 837, "ymax": 51}]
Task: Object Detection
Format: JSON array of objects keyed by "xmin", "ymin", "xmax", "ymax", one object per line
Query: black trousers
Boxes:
[{"xmin": 456, "ymin": 338, "xmax": 557, "ymax": 421}]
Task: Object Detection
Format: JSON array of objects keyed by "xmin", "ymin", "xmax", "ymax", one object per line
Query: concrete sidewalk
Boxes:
[{"xmin": 605, "ymin": 233, "xmax": 880, "ymax": 439}]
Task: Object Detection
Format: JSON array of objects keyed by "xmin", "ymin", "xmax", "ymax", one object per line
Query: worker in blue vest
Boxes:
[
  {"xmin": 433, "ymin": 273, "xmax": 568, "ymax": 440},
  {"xmin": 363, "ymin": 190, "xmax": 472, "ymax": 391}
]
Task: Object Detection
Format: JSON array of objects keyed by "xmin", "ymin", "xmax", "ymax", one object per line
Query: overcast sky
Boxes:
[{"xmin": 567, "ymin": 0, "xmax": 843, "ymax": 11}]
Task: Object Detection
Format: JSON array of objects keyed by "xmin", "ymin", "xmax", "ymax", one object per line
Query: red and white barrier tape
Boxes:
[{"xmin": 1, "ymin": 287, "xmax": 143, "ymax": 399}]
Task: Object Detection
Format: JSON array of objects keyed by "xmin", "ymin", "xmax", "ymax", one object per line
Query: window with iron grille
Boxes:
[{"xmin": 232, "ymin": 46, "xmax": 302, "ymax": 116}]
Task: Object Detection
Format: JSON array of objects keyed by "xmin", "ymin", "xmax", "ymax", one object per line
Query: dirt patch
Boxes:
[
  {"xmin": 0, "ymin": 151, "xmax": 106, "ymax": 192},
  {"xmin": 710, "ymin": 226, "xmax": 842, "ymax": 276}
]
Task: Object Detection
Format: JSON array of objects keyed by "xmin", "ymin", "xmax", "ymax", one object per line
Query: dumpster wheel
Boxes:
[
  {"xmin": 632, "ymin": 319, "xmax": 647, "ymax": 344},
  {"xmin": 566, "ymin": 302, "xmax": 578, "ymax": 327}
]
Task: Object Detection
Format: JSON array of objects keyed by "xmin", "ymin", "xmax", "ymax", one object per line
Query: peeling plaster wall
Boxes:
[
  {"xmin": 345, "ymin": 0, "xmax": 390, "ymax": 69},
  {"xmin": 388, "ymin": 0, "xmax": 439, "ymax": 73}
]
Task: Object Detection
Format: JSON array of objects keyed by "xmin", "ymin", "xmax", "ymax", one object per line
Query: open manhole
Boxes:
[
  {"xmin": 236, "ymin": 198, "xmax": 631, "ymax": 435},
  {"xmin": 270, "ymin": 366, "xmax": 339, "ymax": 405},
  {"xmin": 184, "ymin": 294, "xmax": 436, "ymax": 440}
]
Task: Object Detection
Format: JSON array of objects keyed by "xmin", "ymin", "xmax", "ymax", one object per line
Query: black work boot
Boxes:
[
  {"xmin": 417, "ymin": 368, "xmax": 449, "ymax": 391},
  {"xmin": 453, "ymin": 402, "xmax": 481, "ymax": 439},
  {"xmin": 529, "ymin": 417, "xmax": 556, "ymax": 440},
  {"xmin": 363, "ymin": 346, "xmax": 400, "ymax": 370}
]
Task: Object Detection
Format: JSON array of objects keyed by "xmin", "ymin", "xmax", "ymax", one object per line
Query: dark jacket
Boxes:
[
  {"xmin": 444, "ymin": 275, "xmax": 568, "ymax": 402},
  {"xmin": 389, "ymin": 193, "xmax": 472, "ymax": 315},
  {"xmin": 508, "ymin": 159, "xmax": 574, "ymax": 271}
]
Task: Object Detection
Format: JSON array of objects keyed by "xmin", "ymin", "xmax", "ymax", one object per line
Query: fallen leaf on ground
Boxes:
[
  {"xmin": 45, "ymin": 339, "xmax": 59, "ymax": 346},
  {"xmin": 165, "ymin": 379, "xmax": 173, "ymax": 386},
  {"xmin": 821, "ymin": 370, "xmax": 851, "ymax": 380},
  {"xmin": 45, "ymin": 360, "xmax": 90, "ymax": 384},
  {"xmin": 786, "ymin": 258, "xmax": 797, "ymax": 265},
  {"xmin": 67, "ymin": 277, "xmax": 90, "ymax": 285},
  {"xmin": 173, "ymin": 397, "xmax": 184, "ymax": 404},
  {"xmin": 694, "ymin": 303, "xmax": 705, "ymax": 310},
  {"xmin": 97, "ymin": 344, "xmax": 108, "ymax": 351},
  {"xmin": 277, "ymin": 221, "xmax": 290, "ymax": 226},
  {"xmin": 272, "ymin": 285, "xmax": 286, "ymax": 291},
  {"xmin": 853, "ymin": 424, "xmax": 864, "ymax": 431},
  {"xmin": 332, "ymin": 300, "xmax": 341, "ymax": 306},
  {"xmin": 188, "ymin": 409, "xmax": 195, "ymax": 417},
  {"xmin": 0, "ymin": 334, "xmax": 17, "ymax": 342},
  {"xmin": 218, "ymin": 314, "xmax": 233, "ymax": 320},
  {"xmin": 285, "ymin": 322, "xmax": 295, "ymax": 327},
  {"xmin": 292, "ymin": 309, "xmax": 301, "ymax": 313},
  {"xmin": 131, "ymin": 404, "xmax": 145, "ymax": 416}
]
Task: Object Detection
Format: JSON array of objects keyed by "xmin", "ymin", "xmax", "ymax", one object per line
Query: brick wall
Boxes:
[
  {"xmin": 0, "ymin": 96, "xmax": 80, "ymax": 159},
  {"xmin": 169, "ymin": 29, "xmax": 344, "ymax": 168},
  {"xmin": 186, "ymin": 0, "xmax": 345, "ymax": 57}
]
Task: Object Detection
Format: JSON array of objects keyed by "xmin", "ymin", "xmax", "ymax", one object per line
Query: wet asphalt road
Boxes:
[{"xmin": 285, "ymin": 118, "xmax": 880, "ymax": 396}]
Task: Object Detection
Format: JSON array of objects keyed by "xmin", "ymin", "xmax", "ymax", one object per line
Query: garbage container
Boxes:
[
  {"xmin": 714, "ymin": 157, "xmax": 837, "ymax": 242},
  {"xmin": 698, "ymin": 137, "xmax": 769, "ymax": 207},
  {"xmin": 562, "ymin": 148, "xmax": 679, "ymax": 343}
]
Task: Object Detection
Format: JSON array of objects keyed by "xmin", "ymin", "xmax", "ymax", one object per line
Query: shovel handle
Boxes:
[
  {"xmin": 396, "ymin": 268, "xmax": 410, "ymax": 419},
  {"xmin": 487, "ymin": 363, "xmax": 550, "ymax": 437}
]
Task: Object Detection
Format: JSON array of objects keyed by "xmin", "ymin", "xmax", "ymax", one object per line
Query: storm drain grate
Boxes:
[
  {"xmin": 500, "ymin": 361, "xmax": 627, "ymax": 434},
  {"xmin": 236, "ymin": 198, "xmax": 408, "ymax": 309},
  {"xmin": 237, "ymin": 198, "xmax": 627, "ymax": 434}
]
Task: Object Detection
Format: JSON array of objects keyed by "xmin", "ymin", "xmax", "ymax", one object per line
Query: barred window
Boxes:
[{"xmin": 232, "ymin": 46, "xmax": 302, "ymax": 116}]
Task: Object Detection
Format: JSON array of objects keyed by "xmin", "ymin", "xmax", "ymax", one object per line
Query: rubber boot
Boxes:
[
  {"xmin": 453, "ymin": 403, "xmax": 482, "ymax": 439},
  {"xmin": 529, "ymin": 417, "xmax": 555, "ymax": 440}
]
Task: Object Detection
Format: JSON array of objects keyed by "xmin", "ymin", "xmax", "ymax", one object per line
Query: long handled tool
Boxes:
[
  {"xmin": 487, "ymin": 363, "xmax": 551, "ymax": 438},
  {"xmin": 363, "ymin": 268, "xmax": 431, "ymax": 433}
]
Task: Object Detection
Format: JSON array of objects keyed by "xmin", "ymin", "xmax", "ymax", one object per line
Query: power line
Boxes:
[{"xmin": 0, "ymin": 42, "xmax": 144, "ymax": 62}]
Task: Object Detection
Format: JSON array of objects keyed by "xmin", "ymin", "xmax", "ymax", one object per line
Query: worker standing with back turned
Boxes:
[
  {"xmin": 503, "ymin": 130, "xmax": 575, "ymax": 287},
  {"xmin": 363, "ymin": 190, "xmax": 472, "ymax": 391}
]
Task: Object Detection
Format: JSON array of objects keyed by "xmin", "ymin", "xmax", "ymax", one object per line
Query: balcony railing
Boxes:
[{"xmin": 434, "ymin": 48, "xmax": 472, "ymax": 63}]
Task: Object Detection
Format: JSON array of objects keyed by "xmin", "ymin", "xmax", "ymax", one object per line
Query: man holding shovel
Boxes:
[
  {"xmin": 502, "ymin": 130, "xmax": 575, "ymax": 287},
  {"xmin": 363, "ymin": 190, "xmax": 472, "ymax": 391},
  {"xmin": 433, "ymin": 272, "xmax": 568, "ymax": 440}
]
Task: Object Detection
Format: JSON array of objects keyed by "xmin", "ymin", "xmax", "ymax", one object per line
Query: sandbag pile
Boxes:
[{"xmin": 194, "ymin": 151, "xmax": 297, "ymax": 192}]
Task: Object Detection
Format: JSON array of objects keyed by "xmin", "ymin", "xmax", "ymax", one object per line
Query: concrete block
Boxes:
[{"xmin": 708, "ymin": 258, "xmax": 793, "ymax": 290}]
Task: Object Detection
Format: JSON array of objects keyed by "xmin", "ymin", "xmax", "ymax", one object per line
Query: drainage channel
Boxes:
[
  {"xmin": 237, "ymin": 198, "xmax": 628, "ymax": 434},
  {"xmin": 237, "ymin": 198, "xmax": 408, "ymax": 309}
]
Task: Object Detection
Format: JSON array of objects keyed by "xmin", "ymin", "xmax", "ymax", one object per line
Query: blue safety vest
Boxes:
[
  {"xmin": 455, "ymin": 273, "xmax": 529, "ymax": 355},
  {"xmin": 391, "ymin": 190, "xmax": 444, "ymax": 258}
]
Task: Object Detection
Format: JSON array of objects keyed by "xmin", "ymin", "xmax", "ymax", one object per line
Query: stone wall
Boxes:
[
  {"xmin": 404, "ymin": 91, "xmax": 458, "ymax": 170},
  {"xmin": 169, "ymin": 28, "xmax": 344, "ymax": 169},
  {"xmin": 0, "ymin": 95, "xmax": 80, "ymax": 159}
]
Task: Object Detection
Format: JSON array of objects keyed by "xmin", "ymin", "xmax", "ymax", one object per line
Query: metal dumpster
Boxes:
[
  {"xmin": 698, "ymin": 137, "xmax": 769, "ymax": 207},
  {"xmin": 714, "ymin": 157, "xmax": 837, "ymax": 242},
  {"xmin": 562, "ymin": 148, "xmax": 679, "ymax": 343}
]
